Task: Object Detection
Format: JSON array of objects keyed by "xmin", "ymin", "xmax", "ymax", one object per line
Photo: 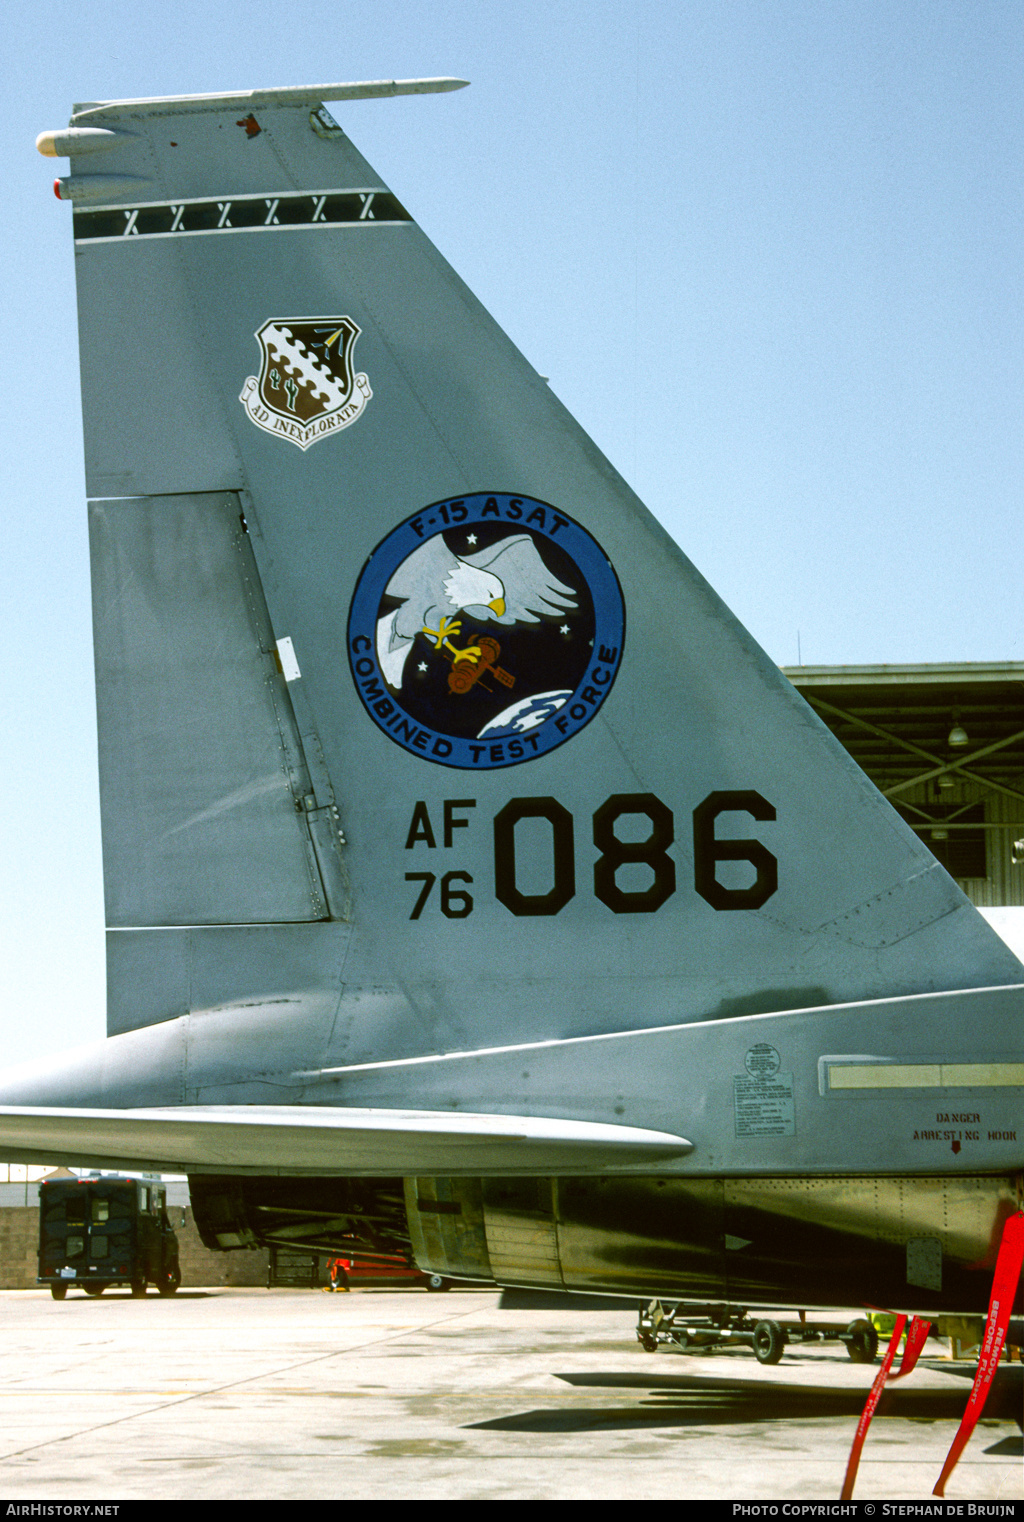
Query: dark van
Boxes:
[{"xmin": 38, "ymin": 1175, "xmax": 181, "ymax": 1298}]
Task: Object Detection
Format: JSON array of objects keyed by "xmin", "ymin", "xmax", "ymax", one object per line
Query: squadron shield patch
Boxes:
[
  {"xmin": 240, "ymin": 316, "xmax": 371, "ymax": 450},
  {"xmin": 348, "ymin": 495, "xmax": 625, "ymax": 769}
]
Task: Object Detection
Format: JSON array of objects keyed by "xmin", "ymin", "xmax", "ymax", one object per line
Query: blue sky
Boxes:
[{"xmin": 2, "ymin": 1, "xmax": 1022, "ymax": 1064}]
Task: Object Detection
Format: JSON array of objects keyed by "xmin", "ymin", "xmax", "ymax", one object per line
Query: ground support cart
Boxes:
[{"xmin": 636, "ymin": 1300, "xmax": 879, "ymax": 1365}]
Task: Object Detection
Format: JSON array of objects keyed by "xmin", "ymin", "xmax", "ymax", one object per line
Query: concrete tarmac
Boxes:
[{"xmin": 0, "ymin": 1286, "xmax": 1020, "ymax": 1501}]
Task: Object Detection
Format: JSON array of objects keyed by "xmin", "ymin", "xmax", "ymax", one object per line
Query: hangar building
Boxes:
[{"xmin": 783, "ymin": 662, "xmax": 1024, "ymax": 951}]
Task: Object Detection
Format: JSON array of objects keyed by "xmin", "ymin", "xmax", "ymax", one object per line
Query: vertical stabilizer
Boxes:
[{"xmin": 49, "ymin": 82, "xmax": 1021, "ymax": 1055}]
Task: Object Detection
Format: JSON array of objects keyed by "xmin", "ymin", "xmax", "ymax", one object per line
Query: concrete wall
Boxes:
[
  {"xmin": 0, "ymin": 1206, "xmax": 41, "ymax": 1291},
  {"xmin": 174, "ymin": 1206, "xmax": 270, "ymax": 1287},
  {"xmin": 0, "ymin": 1205, "xmax": 269, "ymax": 1291}
]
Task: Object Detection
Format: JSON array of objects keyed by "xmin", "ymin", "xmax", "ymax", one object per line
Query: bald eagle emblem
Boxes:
[
  {"xmin": 376, "ymin": 533, "xmax": 577, "ymax": 690},
  {"xmin": 348, "ymin": 495, "xmax": 625, "ymax": 770}
]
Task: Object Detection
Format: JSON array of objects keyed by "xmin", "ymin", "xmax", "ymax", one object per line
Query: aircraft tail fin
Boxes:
[{"xmin": 43, "ymin": 81, "xmax": 1022, "ymax": 1059}]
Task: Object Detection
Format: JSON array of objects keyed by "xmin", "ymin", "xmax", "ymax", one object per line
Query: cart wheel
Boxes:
[
  {"xmin": 845, "ymin": 1319, "xmax": 879, "ymax": 1363},
  {"xmin": 638, "ymin": 1331, "xmax": 658, "ymax": 1352},
  {"xmin": 130, "ymin": 1279, "xmax": 147, "ymax": 1297},
  {"xmin": 752, "ymin": 1319, "xmax": 786, "ymax": 1365},
  {"xmin": 83, "ymin": 1283, "xmax": 106, "ymax": 1296},
  {"xmin": 50, "ymin": 1283, "xmax": 68, "ymax": 1300}
]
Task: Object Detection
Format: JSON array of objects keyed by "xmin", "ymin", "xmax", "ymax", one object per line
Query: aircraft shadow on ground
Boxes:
[
  {"xmin": 465, "ymin": 1366, "xmax": 1023, "ymax": 1434},
  {"xmin": 497, "ymin": 1289, "xmax": 635, "ymax": 1311},
  {"xmin": 57, "ymin": 1291, "xmax": 215, "ymax": 1302},
  {"xmin": 982, "ymin": 1434, "xmax": 1024, "ymax": 1456}
]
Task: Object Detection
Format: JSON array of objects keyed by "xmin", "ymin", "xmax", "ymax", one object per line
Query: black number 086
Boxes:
[{"xmin": 407, "ymin": 790, "xmax": 776, "ymax": 919}]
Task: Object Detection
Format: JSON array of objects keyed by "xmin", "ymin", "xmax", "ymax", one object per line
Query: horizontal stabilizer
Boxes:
[
  {"xmin": 69, "ymin": 78, "xmax": 469, "ymax": 121},
  {"xmin": 0, "ymin": 1105, "xmax": 692, "ymax": 1177}
]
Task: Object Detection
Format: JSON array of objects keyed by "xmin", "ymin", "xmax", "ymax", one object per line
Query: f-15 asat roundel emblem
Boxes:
[
  {"xmin": 348, "ymin": 494, "xmax": 625, "ymax": 769},
  {"xmin": 240, "ymin": 316, "xmax": 372, "ymax": 450}
]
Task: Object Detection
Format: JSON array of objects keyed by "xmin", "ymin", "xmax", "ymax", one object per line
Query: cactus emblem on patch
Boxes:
[
  {"xmin": 240, "ymin": 316, "xmax": 372, "ymax": 450},
  {"xmin": 348, "ymin": 494, "xmax": 625, "ymax": 769}
]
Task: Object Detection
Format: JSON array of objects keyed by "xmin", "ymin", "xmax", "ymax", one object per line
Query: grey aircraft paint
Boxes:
[{"xmin": 3, "ymin": 80, "xmax": 1022, "ymax": 1313}]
